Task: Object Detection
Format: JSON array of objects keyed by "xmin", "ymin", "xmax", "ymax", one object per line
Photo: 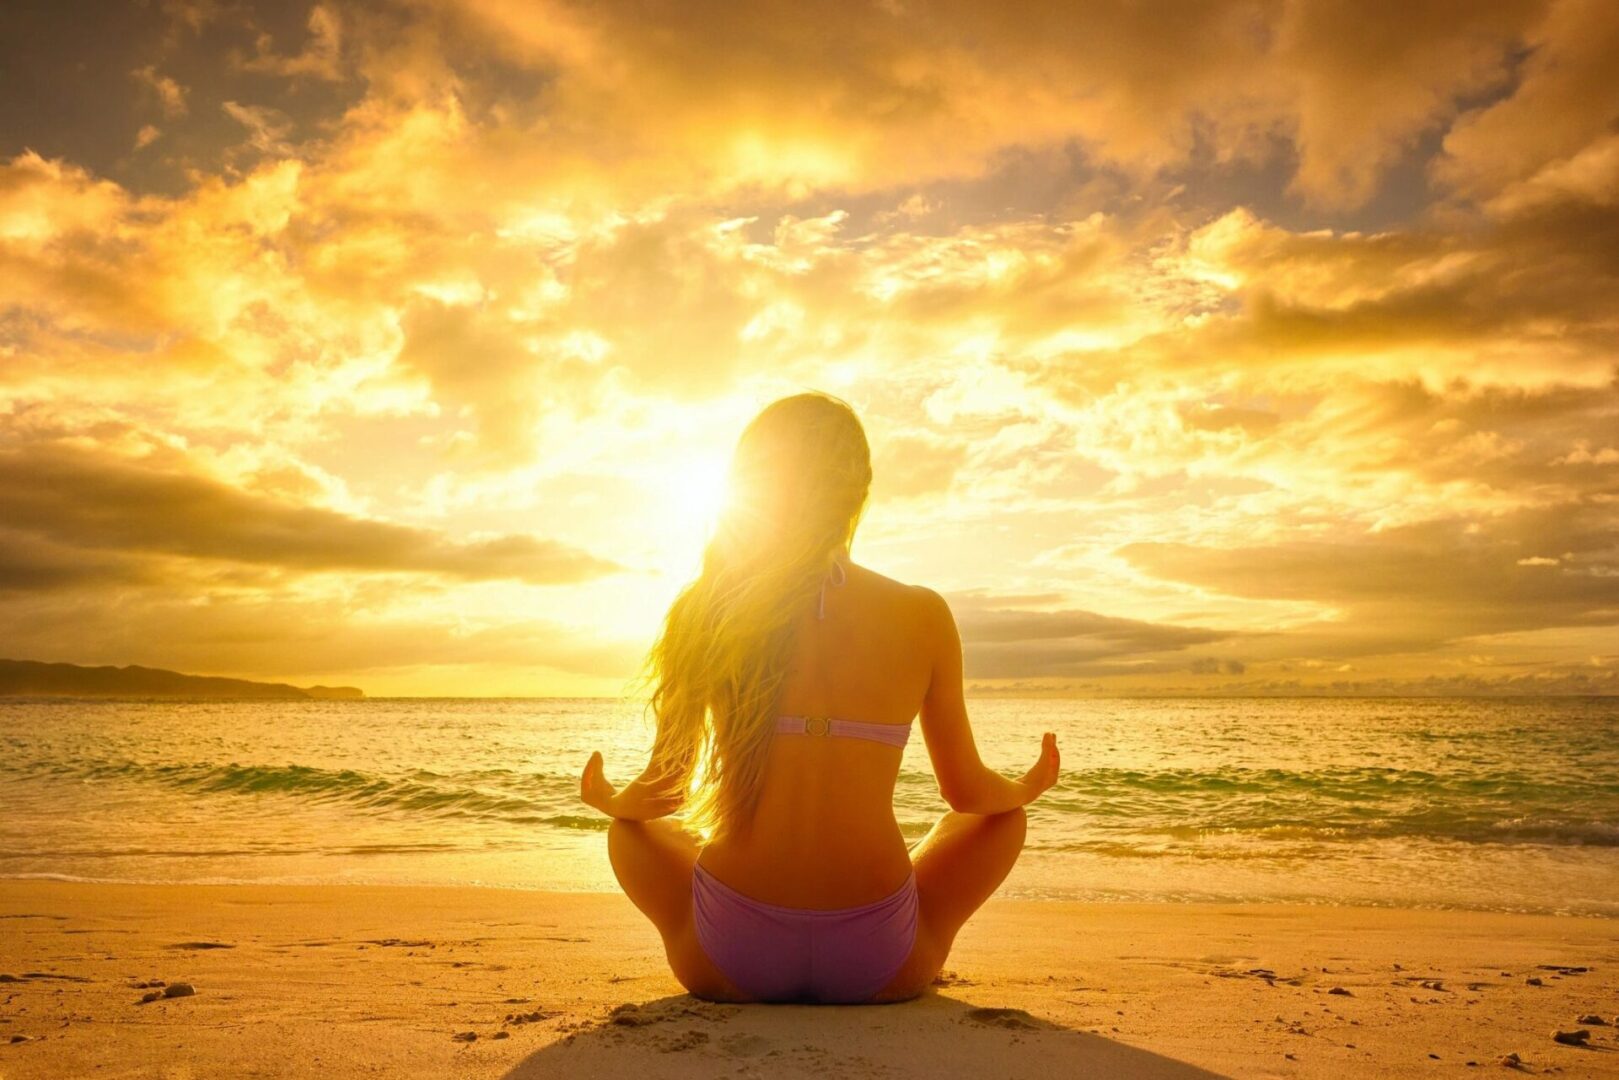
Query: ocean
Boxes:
[{"xmin": 2, "ymin": 697, "xmax": 1616, "ymax": 916}]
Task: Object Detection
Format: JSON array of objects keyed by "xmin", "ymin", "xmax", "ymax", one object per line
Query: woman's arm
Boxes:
[
  {"xmin": 579, "ymin": 752, "xmax": 688, "ymax": 821},
  {"xmin": 916, "ymin": 588, "xmax": 1060, "ymax": 815}
]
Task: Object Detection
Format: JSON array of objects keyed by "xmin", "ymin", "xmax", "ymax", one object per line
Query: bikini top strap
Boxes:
[
  {"xmin": 815, "ymin": 557, "xmax": 848, "ymax": 621},
  {"xmin": 775, "ymin": 714, "xmax": 912, "ymax": 748}
]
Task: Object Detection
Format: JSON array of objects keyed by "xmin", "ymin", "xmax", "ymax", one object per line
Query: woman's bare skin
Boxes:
[{"xmin": 582, "ymin": 556, "xmax": 1060, "ymax": 1002}]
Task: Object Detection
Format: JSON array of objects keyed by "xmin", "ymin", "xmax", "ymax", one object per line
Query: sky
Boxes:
[{"xmin": 1, "ymin": 0, "xmax": 1616, "ymax": 697}]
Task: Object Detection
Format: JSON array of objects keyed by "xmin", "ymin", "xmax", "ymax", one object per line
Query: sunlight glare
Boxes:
[{"xmin": 652, "ymin": 449, "xmax": 733, "ymax": 570}]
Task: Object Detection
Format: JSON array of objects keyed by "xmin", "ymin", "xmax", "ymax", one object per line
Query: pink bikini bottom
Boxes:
[{"xmin": 691, "ymin": 862, "xmax": 919, "ymax": 1004}]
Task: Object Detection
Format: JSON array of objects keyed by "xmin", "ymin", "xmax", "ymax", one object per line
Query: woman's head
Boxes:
[
  {"xmin": 712, "ymin": 392, "xmax": 872, "ymax": 566},
  {"xmin": 641, "ymin": 391, "xmax": 872, "ymax": 841}
]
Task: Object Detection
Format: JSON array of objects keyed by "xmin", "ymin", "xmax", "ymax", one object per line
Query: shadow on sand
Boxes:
[{"xmin": 501, "ymin": 992, "xmax": 1231, "ymax": 1079}]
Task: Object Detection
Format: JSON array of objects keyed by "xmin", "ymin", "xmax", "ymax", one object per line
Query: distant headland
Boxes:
[{"xmin": 0, "ymin": 659, "xmax": 364, "ymax": 700}]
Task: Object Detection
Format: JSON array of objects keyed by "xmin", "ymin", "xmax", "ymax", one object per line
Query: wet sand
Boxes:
[{"xmin": 2, "ymin": 881, "xmax": 1617, "ymax": 1078}]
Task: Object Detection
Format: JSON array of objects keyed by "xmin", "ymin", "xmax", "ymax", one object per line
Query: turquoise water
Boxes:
[{"xmin": 2, "ymin": 697, "xmax": 1616, "ymax": 915}]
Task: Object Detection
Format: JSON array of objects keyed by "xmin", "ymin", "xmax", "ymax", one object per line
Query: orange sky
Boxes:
[{"xmin": 1, "ymin": 0, "xmax": 1616, "ymax": 696}]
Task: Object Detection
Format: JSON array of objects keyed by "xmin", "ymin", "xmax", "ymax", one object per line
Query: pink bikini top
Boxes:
[
  {"xmin": 775, "ymin": 558, "xmax": 914, "ymax": 749},
  {"xmin": 775, "ymin": 713, "xmax": 913, "ymax": 747}
]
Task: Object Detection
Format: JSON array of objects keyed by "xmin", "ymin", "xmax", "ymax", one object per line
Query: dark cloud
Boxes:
[
  {"xmin": 4, "ymin": 0, "xmax": 1576, "ymax": 209},
  {"xmin": 0, "ymin": 443, "xmax": 623, "ymax": 587},
  {"xmin": 1119, "ymin": 498, "xmax": 1619, "ymax": 656},
  {"xmin": 0, "ymin": 1, "xmax": 365, "ymax": 194},
  {"xmin": 1090, "ymin": 204, "xmax": 1619, "ymax": 388},
  {"xmin": 1188, "ymin": 657, "xmax": 1247, "ymax": 675},
  {"xmin": 0, "ymin": 589, "xmax": 643, "ymax": 682},
  {"xmin": 947, "ymin": 592, "xmax": 1239, "ymax": 678},
  {"xmin": 0, "ymin": 529, "xmax": 151, "ymax": 593},
  {"xmin": 1334, "ymin": 377, "xmax": 1619, "ymax": 493}
]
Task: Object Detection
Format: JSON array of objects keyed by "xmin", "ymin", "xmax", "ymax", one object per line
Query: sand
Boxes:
[{"xmin": 2, "ymin": 882, "xmax": 1617, "ymax": 1078}]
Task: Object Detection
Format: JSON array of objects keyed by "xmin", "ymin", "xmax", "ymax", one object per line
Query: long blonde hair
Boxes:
[{"xmin": 640, "ymin": 392, "xmax": 872, "ymax": 841}]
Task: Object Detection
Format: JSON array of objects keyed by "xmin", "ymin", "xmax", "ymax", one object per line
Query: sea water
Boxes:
[{"xmin": 2, "ymin": 697, "xmax": 1616, "ymax": 915}]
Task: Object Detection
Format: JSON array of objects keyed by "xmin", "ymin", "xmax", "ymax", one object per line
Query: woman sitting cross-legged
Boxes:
[{"xmin": 579, "ymin": 391, "xmax": 1060, "ymax": 1004}]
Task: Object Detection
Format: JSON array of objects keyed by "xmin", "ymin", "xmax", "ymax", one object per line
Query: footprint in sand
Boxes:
[
  {"xmin": 719, "ymin": 1033, "xmax": 771, "ymax": 1057},
  {"xmin": 609, "ymin": 1000, "xmax": 741, "ymax": 1028},
  {"xmin": 608, "ymin": 1003, "xmax": 660, "ymax": 1027},
  {"xmin": 136, "ymin": 983, "xmax": 196, "ymax": 1004},
  {"xmin": 504, "ymin": 1009, "xmax": 555, "ymax": 1026},
  {"xmin": 654, "ymin": 1029, "xmax": 709, "ymax": 1054},
  {"xmin": 964, "ymin": 1007, "xmax": 1040, "ymax": 1030}
]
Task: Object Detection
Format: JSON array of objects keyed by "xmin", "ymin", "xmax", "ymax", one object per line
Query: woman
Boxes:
[{"xmin": 579, "ymin": 391, "xmax": 1060, "ymax": 1004}]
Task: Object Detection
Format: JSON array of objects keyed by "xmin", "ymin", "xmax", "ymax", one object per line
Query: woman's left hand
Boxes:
[
  {"xmin": 580, "ymin": 751, "xmax": 618, "ymax": 816},
  {"xmin": 1017, "ymin": 731, "xmax": 1061, "ymax": 804}
]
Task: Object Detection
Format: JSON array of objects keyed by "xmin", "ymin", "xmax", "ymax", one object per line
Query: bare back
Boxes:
[{"xmin": 694, "ymin": 559, "xmax": 934, "ymax": 908}]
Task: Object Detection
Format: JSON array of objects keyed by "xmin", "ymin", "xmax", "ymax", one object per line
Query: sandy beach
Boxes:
[{"xmin": 1, "ymin": 883, "xmax": 1615, "ymax": 1078}]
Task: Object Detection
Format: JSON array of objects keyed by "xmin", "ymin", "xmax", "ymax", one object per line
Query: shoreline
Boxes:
[
  {"xmin": 3, "ymin": 873, "xmax": 1617, "ymax": 921},
  {"xmin": 4, "ymin": 882, "xmax": 1618, "ymax": 1077}
]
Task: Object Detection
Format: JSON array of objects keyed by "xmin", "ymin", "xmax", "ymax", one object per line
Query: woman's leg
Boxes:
[
  {"xmin": 869, "ymin": 806, "xmax": 1027, "ymax": 1002},
  {"xmin": 604, "ymin": 818, "xmax": 749, "ymax": 1001}
]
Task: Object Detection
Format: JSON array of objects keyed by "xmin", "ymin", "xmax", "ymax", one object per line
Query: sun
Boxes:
[
  {"xmin": 674, "ymin": 452, "xmax": 732, "ymax": 526},
  {"xmin": 651, "ymin": 449, "xmax": 733, "ymax": 565}
]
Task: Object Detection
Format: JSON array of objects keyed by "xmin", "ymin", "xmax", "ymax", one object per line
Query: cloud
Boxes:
[
  {"xmin": 0, "ymin": 442, "xmax": 623, "ymax": 587},
  {"xmin": 947, "ymin": 592, "xmax": 1240, "ymax": 678},
  {"xmin": 0, "ymin": 529, "xmax": 153, "ymax": 593},
  {"xmin": 1432, "ymin": 0, "xmax": 1619, "ymax": 202},
  {"xmin": 132, "ymin": 65, "xmax": 189, "ymax": 117},
  {"xmin": 222, "ymin": 101, "xmax": 296, "ymax": 158},
  {"xmin": 0, "ymin": 588, "xmax": 644, "ymax": 687},
  {"xmin": 1188, "ymin": 657, "xmax": 1247, "ymax": 675},
  {"xmin": 1162, "ymin": 205, "xmax": 1619, "ymax": 382},
  {"xmin": 1485, "ymin": 134, "xmax": 1619, "ymax": 217},
  {"xmin": 372, "ymin": 0, "xmax": 1556, "ymax": 209},
  {"xmin": 240, "ymin": 4, "xmax": 345, "ymax": 82},
  {"xmin": 1275, "ymin": 1, "xmax": 1535, "ymax": 209},
  {"xmin": 1118, "ymin": 498, "xmax": 1619, "ymax": 657},
  {"xmin": 870, "ymin": 431, "xmax": 968, "ymax": 501}
]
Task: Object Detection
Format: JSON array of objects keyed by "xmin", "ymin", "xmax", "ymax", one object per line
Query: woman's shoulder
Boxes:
[{"xmin": 848, "ymin": 563, "xmax": 952, "ymax": 623}]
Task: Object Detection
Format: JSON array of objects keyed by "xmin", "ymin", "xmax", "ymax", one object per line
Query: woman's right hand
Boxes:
[
  {"xmin": 580, "ymin": 751, "xmax": 618, "ymax": 817},
  {"xmin": 1018, "ymin": 731, "xmax": 1060, "ymax": 803}
]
